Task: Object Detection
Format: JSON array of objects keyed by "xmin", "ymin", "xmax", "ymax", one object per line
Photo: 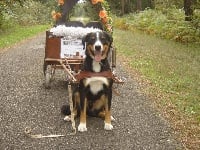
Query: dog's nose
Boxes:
[{"xmin": 95, "ymin": 45, "xmax": 101, "ymax": 51}]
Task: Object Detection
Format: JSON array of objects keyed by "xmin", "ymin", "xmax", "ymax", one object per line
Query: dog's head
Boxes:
[{"xmin": 83, "ymin": 31, "xmax": 113, "ymax": 62}]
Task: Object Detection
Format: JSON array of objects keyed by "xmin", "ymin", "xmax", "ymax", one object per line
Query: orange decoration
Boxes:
[
  {"xmin": 101, "ymin": 17, "xmax": 108, "ymax": 24},
  {"xmin": 52, "ymin": 11, "xmax": 62, "ymax": 20},
  {"xmin": 99, "ymin": 10, "xmax": 107, "ymax": 18},
  {"xmin": 91, "ymin": 0, "xmax": 104, "ymax": 5},
  {"xmin": 58, "ymin": 0, "xmax": 64, "ymax": 5}
]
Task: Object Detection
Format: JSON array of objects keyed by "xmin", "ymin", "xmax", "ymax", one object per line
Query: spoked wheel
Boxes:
[{"xmin": 43, "ymin": 62, "xmax": 55, "ymax": 89}]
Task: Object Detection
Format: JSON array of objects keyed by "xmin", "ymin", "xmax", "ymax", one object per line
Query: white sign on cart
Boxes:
[{"xmin": 60, "ymin": 38, "xmax": 85, "ymax": 58}]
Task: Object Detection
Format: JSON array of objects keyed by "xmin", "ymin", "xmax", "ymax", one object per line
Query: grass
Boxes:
[
  {"xmin": 114, "ymin": 28, "xmax": 200, "ymax": 149},
  {"xmin": 0, "ymin": 24, "xmax": 50, "ymax": 49},
  {"xmin": 114, "ymin": 29, "xmax": 200, "ymax": 120}
]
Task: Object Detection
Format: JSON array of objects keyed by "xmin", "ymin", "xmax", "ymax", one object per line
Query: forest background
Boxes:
[{"xmin": 0, "ymin": 0, "xmax": 199, "ymax": 44}]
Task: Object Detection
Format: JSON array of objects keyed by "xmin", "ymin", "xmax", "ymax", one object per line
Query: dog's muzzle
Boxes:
[
  {"xmin": 94, "ymin": 44, "xmax": 103, "ymax": 62},
  {"xmin": 95, "ymin": 45, "xmax": 101, "ymax": 51}
]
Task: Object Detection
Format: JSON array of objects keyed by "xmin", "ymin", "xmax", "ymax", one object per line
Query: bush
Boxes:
[
  {"xmin": 113, "ymin": 16, "xmax": 128, "ymax": 30},
  {"xmin": 12, "ymin": 1, "xmax": 52, "ymax": 25},
  {"xmin": 0, "ymin": 0, "xmax": 52, "ymax": 33},
  {"xmin": 114, "ymin": 8, "xmax": 200, "ymax": 44},
  {"xmin": 0, "ymin": 12, "xmax": 16, "ymax": 33}
]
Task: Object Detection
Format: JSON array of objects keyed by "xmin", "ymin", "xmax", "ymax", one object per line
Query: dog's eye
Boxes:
[
  {"xmin": 100, "ymin": 37, "xmax": 106, "ymax": 42},
  {"xmin": 90, "ymin": 37, "xmax": 96, "ymax": 42}
]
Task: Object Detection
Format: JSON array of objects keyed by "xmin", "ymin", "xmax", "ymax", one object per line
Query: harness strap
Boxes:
[
  {"xmin": 75, "ymin": 71, "xmax": 114, "ymax": 82},
  {"xmin": 24, "ymin": 127, "xmax": 65, "ymax": 138}
]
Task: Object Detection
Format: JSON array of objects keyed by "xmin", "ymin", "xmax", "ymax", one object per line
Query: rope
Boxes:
[
  {"xmin": 24, "ymin": 84, "xmax": 76, "ymax": 139},
  {"xmin": 24, "ymin": 127, "xmax": 65, "ymax": 139},
  {"xmin": 68, "ymin": 84, "xmax": 77, "ymax": 135}
]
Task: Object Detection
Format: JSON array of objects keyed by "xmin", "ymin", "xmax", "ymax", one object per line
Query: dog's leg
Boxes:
[
  {"xmin": 98, "ymin": 111, "xmax": 115, "ymax": 121},
  {"xmin": 63, "ymin": 91, "xmax": 80, "ymax": 121},
  {"xmin": 104, "ymin": 91, "xmax": 113, "ymax": 130},
  {"xmin": 104, "ymin": 110, "xmax": 113, "ymax": 130},
  {"xmin": 78, "ymin": 96, "xmax": 87, "ymax": 132}
]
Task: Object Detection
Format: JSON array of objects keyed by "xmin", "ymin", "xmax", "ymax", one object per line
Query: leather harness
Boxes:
[{"xmin": 75, "ymin": 71, "xmax": 115, "ymax": 82}]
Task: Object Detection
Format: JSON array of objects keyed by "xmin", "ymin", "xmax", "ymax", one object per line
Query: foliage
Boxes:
[
  {"xmin": 114, "ymin": 8, "xmax": 200, "ymax": 43},
  {"xmin": 0, "ymin": 24, "xmax": 49, "ymax": 49},
  {"xmin": 0, "ymin": 0, "xmax": 25, "ymax": 27},
  {"xmin": 106, "ymin": 0, "xmax": 186, "ymax": 15},
  {"xmin": 0, "ymin": 0, "xmax": 54, "ymax": 33},
  {"xmin": 12, "ymin": 1, "xmax": 52, "ymax": 25},
  {"xmin": 154, "ymin": 0, "xmax": 183, "ymax": 10},
  {"xmin": 106, "ymin": 0, "xmax": 121, "ymax": 14},
  {"xmin": 192, "ymin": 9, "xmax": 200, "ymax": 29}
]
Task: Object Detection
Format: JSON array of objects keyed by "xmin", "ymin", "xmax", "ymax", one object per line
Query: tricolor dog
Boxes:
[{"xmin": 61, "ymin": 31, "xmax": 114, "ymax": 132}]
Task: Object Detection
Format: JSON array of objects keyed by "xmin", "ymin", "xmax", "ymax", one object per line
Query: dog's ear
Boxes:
[
  {"xmin": 82, "ymin": 35, "xmax": 86, "ymax": 49},
  {"xmin": 82, "ymin": 34, "xmax": 88, "ymax": 49},
  {"xmin": 103, "ymin": 31, "xmax": 113, "ymax": 44},
  {"xmin": 82, "ymin": 32, "xmax": 93, "ymax": 43},
  {"xmin": 82, "ymin": 33, "xmax": 91, "ymax": 49}
]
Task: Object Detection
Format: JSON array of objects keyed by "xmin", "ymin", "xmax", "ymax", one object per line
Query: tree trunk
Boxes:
[
  {"xmin": 184, "ymin": 0, "xmax": 193, "ymax": 21},
  {"xmin": 148, "ymin": 0, "xmax": 155, "ymax": 9},
  {"xmin": 126, "ymin": 0, "xmax": 131, "ymax": 13},
  {"xmin": 136, "ymin": 0, "xmax": 142, "ymax": 11},
  {"xmin": 121, "ymin": 0, "xmax": 125, "ymax": 15}
]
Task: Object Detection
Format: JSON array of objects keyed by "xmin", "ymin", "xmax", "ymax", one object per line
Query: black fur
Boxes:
[
  {"xmin": 85, "ymin": 21, "xmax": 103, "ymax": 30},
  {"xmin": 61, "ymin": 105, "xmax": 71, "ymax": 115}
]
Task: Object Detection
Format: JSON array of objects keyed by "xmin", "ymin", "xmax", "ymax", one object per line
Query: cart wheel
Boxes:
[{"xmin": 44, "ymin": 65, "xmax": 53, "ymax": 89}]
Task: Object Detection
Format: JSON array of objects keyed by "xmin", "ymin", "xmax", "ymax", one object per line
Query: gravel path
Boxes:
[{"xmin": 0, "ymin": 33, "xmax": 183, "ymax": 150}]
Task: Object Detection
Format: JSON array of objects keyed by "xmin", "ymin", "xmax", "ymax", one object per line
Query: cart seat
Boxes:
[
  {"xmin": 85, "ymin": 21, "xmax": 103, "ymax": 30},
  {"xmin": 65, "ymin": 21, "xmax": 84, "ymax": 27}
]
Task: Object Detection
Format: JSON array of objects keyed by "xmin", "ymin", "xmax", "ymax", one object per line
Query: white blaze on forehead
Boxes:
[{"xmin": 94, "ymin": 32, "xmax": 103, "ymax": 50}]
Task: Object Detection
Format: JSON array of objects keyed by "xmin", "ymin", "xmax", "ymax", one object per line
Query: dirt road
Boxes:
[{"xmin": 0, "ymin": 33, "xmax": 183, "ymax": 149}]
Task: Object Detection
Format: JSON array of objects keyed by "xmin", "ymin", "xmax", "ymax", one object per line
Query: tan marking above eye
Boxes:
[
  {"xmin": 101, "ymin": 36, "xmax": 106, "ymax": 40},
  {"xmin": 91, "ymin": 36, "xmax": 95, "ymax": 40}
]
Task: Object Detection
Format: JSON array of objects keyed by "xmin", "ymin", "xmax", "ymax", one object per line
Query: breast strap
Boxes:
[{"xmin": 75, "ymin": 71, "xmax": 114, "ymax": 81}]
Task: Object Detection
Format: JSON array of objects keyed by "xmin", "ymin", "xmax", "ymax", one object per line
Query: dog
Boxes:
[{"xmin": 61, "ymin": 31, "xmax": 114, "ymax": 132}]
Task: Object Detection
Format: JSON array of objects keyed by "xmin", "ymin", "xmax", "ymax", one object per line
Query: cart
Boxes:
[{"xmin": 43, "ymin": 0, "xmax": 124, "ymax": 134}]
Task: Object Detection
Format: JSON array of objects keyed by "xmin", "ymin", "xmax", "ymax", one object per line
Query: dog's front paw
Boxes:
[
  {"xmin": 104, "ymin": 123, "xmax": 113, "ymax": 130},
  {"xmin": 78, "ymin": 123, "xmax": 87, "ymax": 132}
]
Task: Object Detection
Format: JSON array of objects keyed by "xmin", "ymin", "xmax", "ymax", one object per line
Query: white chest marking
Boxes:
[
  {"xmin": 92, "ymin": 60, "xmax": 101, "ymax": 72},
  {"xmin": 85, "ymin": 77, "xmax": 109, "ymax": 95}
]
